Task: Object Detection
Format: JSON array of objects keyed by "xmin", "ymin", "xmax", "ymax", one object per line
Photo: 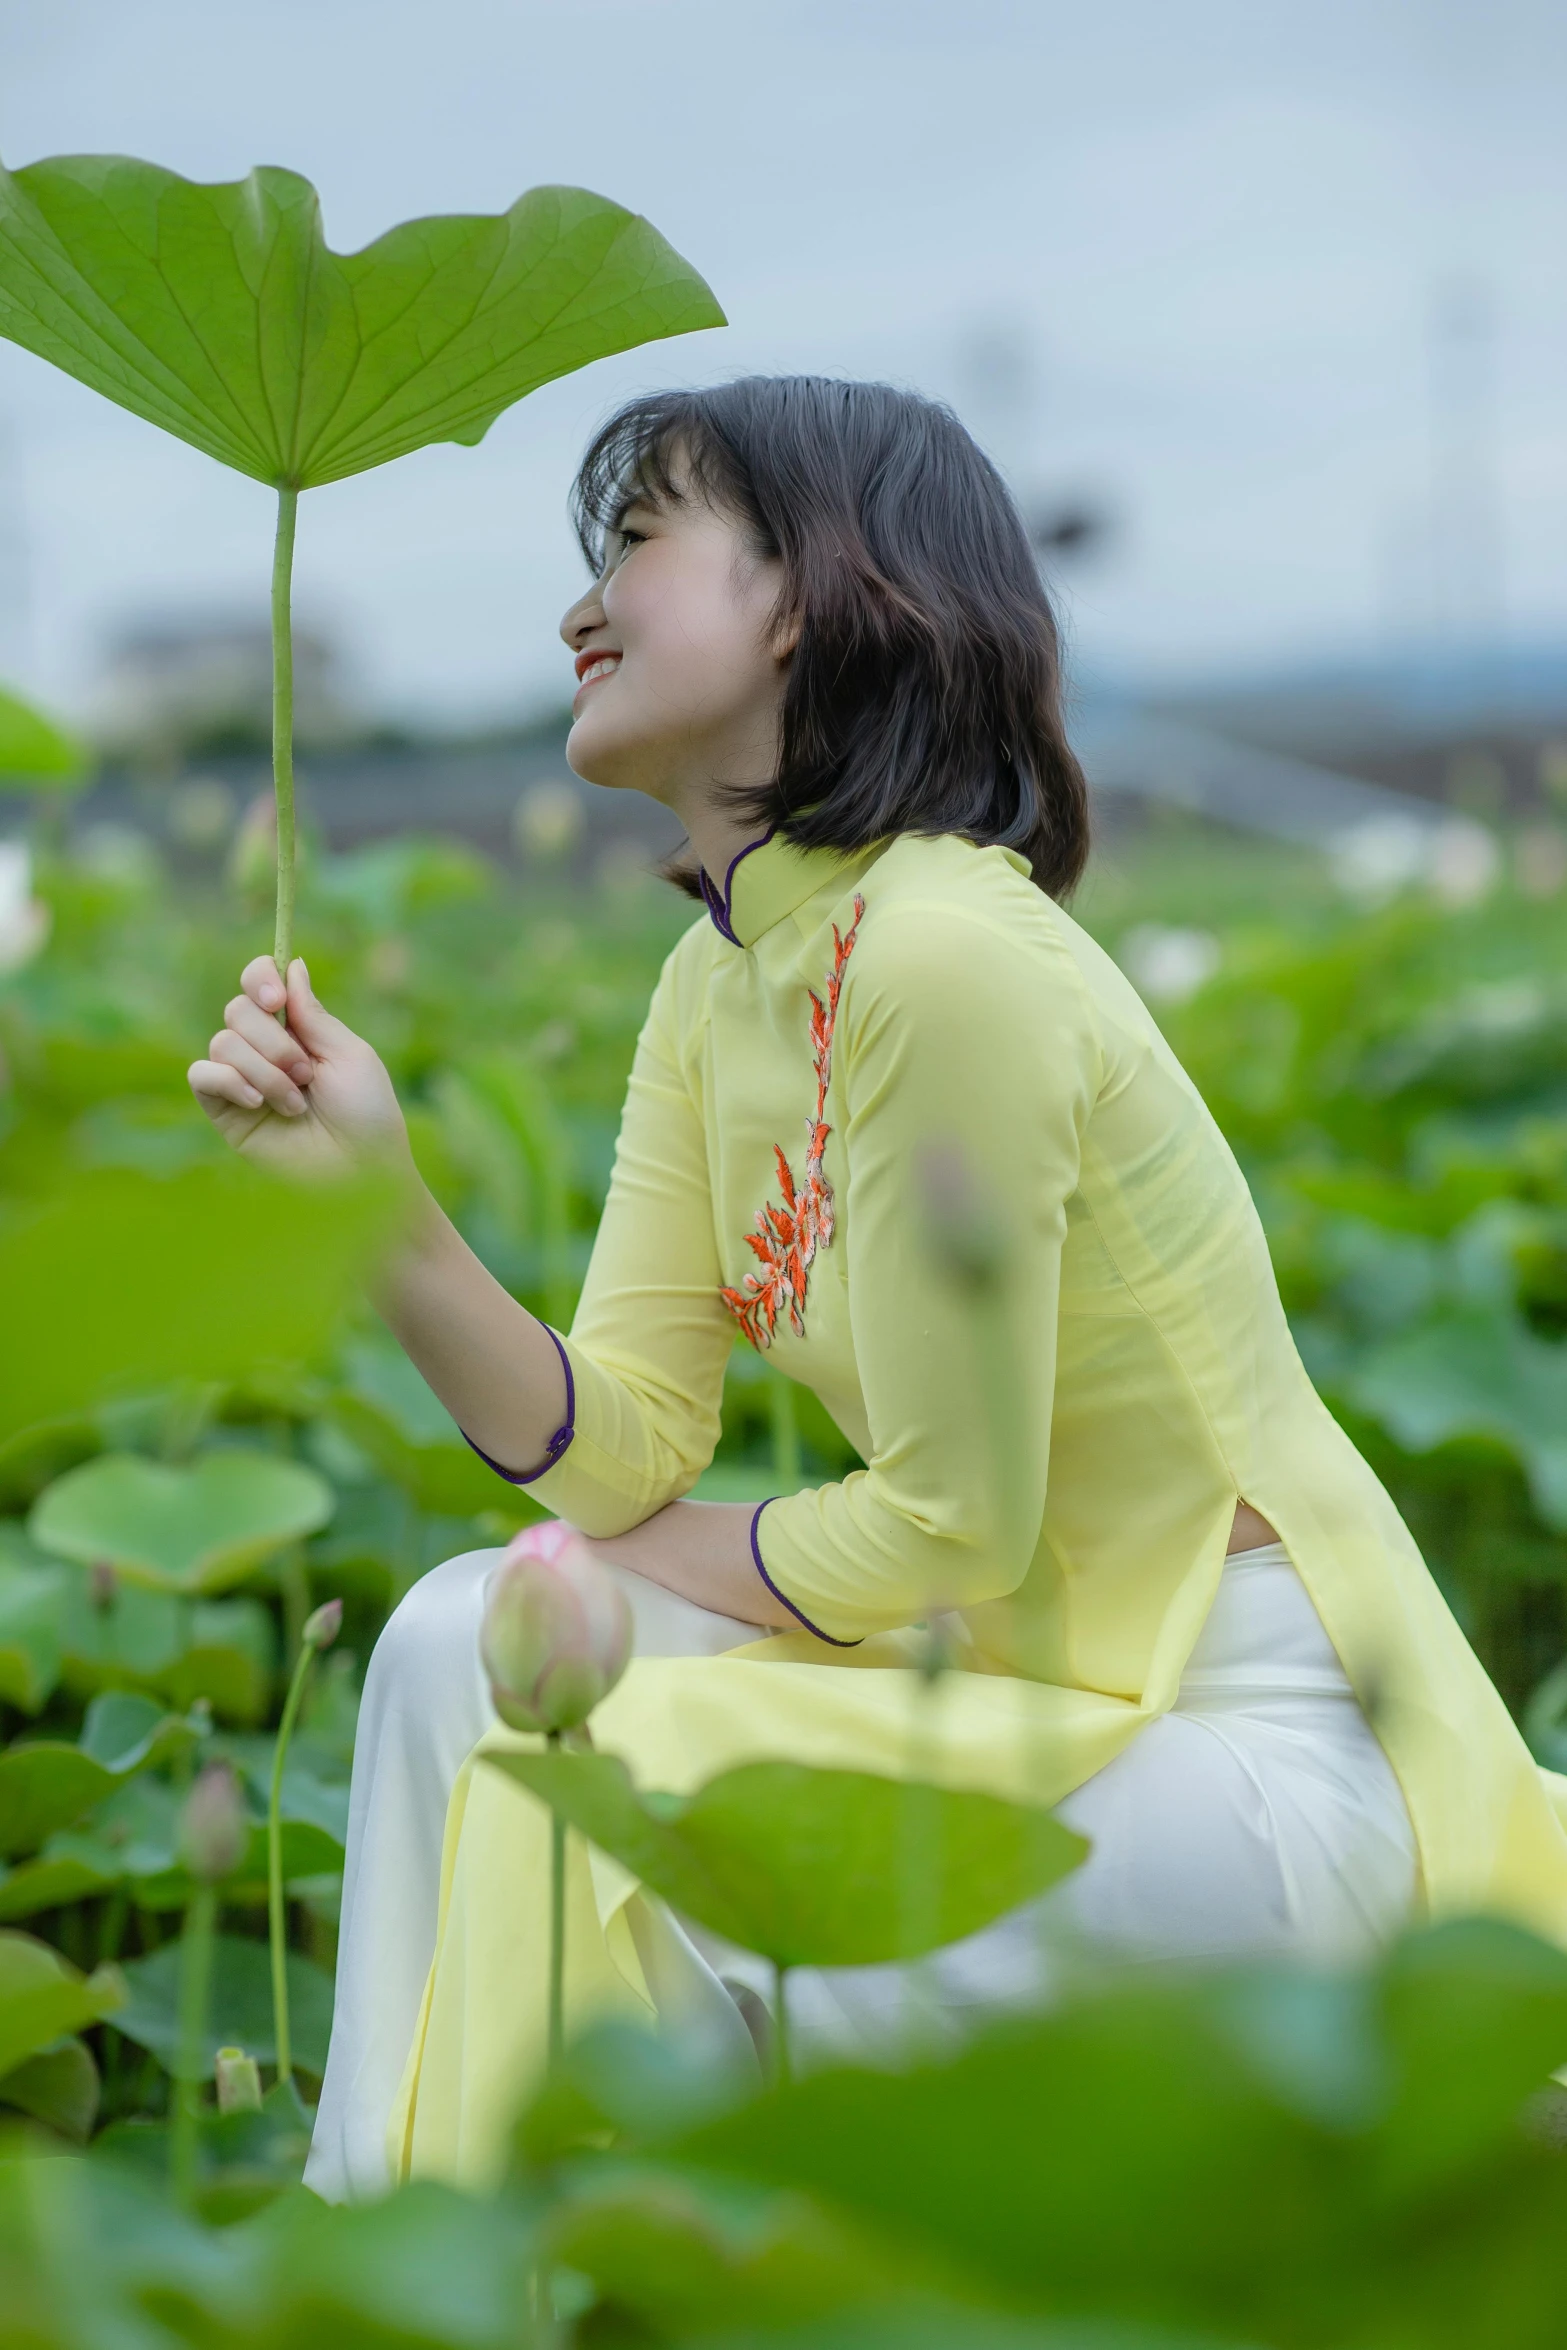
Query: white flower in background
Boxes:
[
  {"xmin": 514, "ymin": 778, "xmax": 585, "ymax": 861},
  {"xmin": 1427, "ymin": 817, "xmax": 1501, "ymax": 908},
  {"xmin": 0, "ymin": 842, "xmax": 51, "ymax": 973},
  {"xmin": 1514, "ymin": 825, "xmax": 1567, "ymax": 900},
  {"xmin": 1328, "ymin": 816, "xmax": 1431, "ymax": 905},
  {"xmin": 1119, "ymin": 924, "xmax": 1221, "ymax": 1007}
]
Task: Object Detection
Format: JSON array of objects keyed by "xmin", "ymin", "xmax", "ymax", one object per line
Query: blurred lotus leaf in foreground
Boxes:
[
  {"xmin": 0, "ymin": 154, "xmax": 723, "ymax": 490},
  {"xmin": 0, "ymin": 1163, "xmax": 403, "ymax": 1443}
]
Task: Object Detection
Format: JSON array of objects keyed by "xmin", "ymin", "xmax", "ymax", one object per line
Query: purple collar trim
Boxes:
[{"xmin": 699, "ymin": 826, "xmax": 778, "ymax": 945}]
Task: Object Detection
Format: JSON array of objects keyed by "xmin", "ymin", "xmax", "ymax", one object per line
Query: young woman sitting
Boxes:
[{"xmin": 190, "ymin": 377, "xmax": 1567, "ymax": 2198}]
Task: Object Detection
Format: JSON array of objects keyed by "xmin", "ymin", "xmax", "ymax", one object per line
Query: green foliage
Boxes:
[
  {"xmin": 492, "ymin": 1750, "xmax": 1084, "ymax": 1968},
  {"xmin": 0, "ymin": 1163, "xmax": 402, "ymax": 1440},
  {"xmin": 0, "ymin": 155, "xmax": 724, "ymax": 490},
  {"xmin": 30, "ymin": 1449, "xmax": 334, "ymax": 1594},
  {"xmin": 0, "ymin": 682, "xmax": 87, "ymax": 789},
  {"xmin": 113, "ymin": 1931, "xmax": 334, "ymax": 2079}
]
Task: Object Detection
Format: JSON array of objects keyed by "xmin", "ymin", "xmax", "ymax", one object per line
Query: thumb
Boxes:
[{"xmin": 284, "ymin": 957, "xmax": 348, "ymax": 1053}]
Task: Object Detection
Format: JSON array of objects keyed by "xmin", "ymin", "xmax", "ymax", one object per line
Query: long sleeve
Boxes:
[
  {"xmin": 754, "ymin": 900, "xmax": 1100, "ymax": 1643},
  {"xmin": 521, "ymin": 947, "xmax": 734, "ymax": 1536}
]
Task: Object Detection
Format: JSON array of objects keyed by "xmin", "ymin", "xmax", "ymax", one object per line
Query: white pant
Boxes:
[{"xmin": 305, "ymin": 1541, "xmax": 1417, "ymax": 2201}]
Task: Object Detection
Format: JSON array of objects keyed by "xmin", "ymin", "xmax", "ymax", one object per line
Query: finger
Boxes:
[
  {"xmin": 209, "ymin": 1030, "xmax": 308, "ymax": 1114},
  {"xmin": 188, "ymin": 1058, "xmax": 264, "ymax": 1114},
  {"xmin": 223, "ymin": 992, "xmax": 314, "ymax": 1082},
  {"xmin": 240, "ymin": 955, "xmax": 287, "ymax": 1014},
  {"xmin": 284, "ymin": 957, "xmax": 351, "ymax": 1054}
]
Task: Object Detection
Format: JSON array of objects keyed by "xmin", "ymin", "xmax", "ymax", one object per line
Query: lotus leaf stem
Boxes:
[
  {"xmin": 271, "ymin": 484, "xmax": 299, "ymax": 988},
  {"xmin": 268, "ymin": 1632, "xmax": 317, "ymax": 2090},
  {"xmin": 547, "ymin": 1728, "xmax": 566, "ymax": 2064},
  {"xmin": 171, "ymin": 1883, "xmax": 217, "ymax": 2206}
]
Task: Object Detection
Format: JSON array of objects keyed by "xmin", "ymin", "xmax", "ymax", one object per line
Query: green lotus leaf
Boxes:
[
  {"xmin": 0, "ymin": 1162, "xmax": 402, "ymax": 1446},
  {"xmin": 0, "ymin": 2035, "xmax": 99, "ymax": 2140},
  {"xmin": 114, "ymin": 1932, "xmax": 332, "ymax": 2078},
  {"xmin": 0, "ymin": 1698, "xmax": 196, "ymax": 1857},
  {"xmin": 157, "ymin": 1596, "xmax": 276, "ymax": 1723},
  {"xmin": 0, "ymin": 681, "xmax": 87, "ymax": 789},
  {"xmin": 488, "ymin": 1752, "xmax": 1085, "ymax": 1970},
  {"xmin": 0, "ymin": 154, "xmax": 723, "ymax": 491},
  {"xmin": 30, "ymin": 1449, "xmax": 333, "ymax": 1596},
  {"xmin": 0, "ymin": 1930, "xmax": 123, "ymax": 2080},
  {"xmin": 0, "ymin": 1851, "xmax": 120, "ymax": 1923},
  {"xmin": 0, "ymin": 1553, "xmax": 70, "ymax": 1713}
]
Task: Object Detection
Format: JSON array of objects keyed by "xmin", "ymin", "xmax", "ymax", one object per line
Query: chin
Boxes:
[{"xmin": 565, "ymin": 712, "xmax": 665, "ymax": 800}]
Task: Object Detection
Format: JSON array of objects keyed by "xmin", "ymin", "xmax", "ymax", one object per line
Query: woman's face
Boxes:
[{"xmin": 558, "ymin": 471, "xmax": 790, "ymax": 811}]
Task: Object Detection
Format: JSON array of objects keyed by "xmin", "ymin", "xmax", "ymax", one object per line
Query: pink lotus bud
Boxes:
[
  {"xmin": 480, "ymin": 1520, "xmax": 633, "ymax": 1736},
  {"xmin": 178, "ymin": 1761, "xmax": 249, "ymax": 1883},
  {"xmin": 302, "ymin": 1597, "xmax": 343, "ymax": 1651}
]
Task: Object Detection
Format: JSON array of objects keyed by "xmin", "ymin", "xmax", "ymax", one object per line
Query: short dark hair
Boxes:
[{"xmin": 570, "ymin": 376, "xmax": 1089, "ymax": 899}]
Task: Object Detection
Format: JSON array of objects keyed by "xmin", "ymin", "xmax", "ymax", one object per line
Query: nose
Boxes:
[{"xmin": 560, "ymin": 576, "xmax": 606, "ymax": 652}]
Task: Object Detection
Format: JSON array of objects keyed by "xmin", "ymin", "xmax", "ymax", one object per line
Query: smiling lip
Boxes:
[{"xmin": 573, "ymin": 649, "xmax": 621, "ymax": 686}]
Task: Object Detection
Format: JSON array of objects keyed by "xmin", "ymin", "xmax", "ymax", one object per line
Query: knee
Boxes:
[{"xmin": 367, "ymin": 1548, "xmax": 504, "ymax": 1693}]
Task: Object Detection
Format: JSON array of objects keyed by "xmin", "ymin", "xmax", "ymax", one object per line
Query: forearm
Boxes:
[
  {"xmin": 582, "ymin": 1497, "xmax": 795, "ymax": 1629},
  {"xmin": 374, "ymin": 1180, "xmax": 571, "ymax": 1478}
]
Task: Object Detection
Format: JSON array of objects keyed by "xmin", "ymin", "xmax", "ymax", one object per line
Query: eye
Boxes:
[{"xmin": 612, "ymin": 527, "xmax": 645, "ymax": 565}]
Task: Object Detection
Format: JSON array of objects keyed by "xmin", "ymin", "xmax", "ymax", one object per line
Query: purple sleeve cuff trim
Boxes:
[
  {"xmin": 462, "ymin": 1326, "xmax": 577, "ymax": 1487},
  {"xmin": 749, "ymin": 1497, "xmax": 862, "ymax": 1647}
]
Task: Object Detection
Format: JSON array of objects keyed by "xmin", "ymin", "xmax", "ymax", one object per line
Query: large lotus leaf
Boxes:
[
  {"xmin": 326, "ymin": 1334, "xmax": 506, "ymax": 1516},
  {"xmin": 0, "ymin": 1931, "xmax": 123, "ymax": 2080},
  {"xmin": 1345, "ymin": 1307, "xmax": 1567, "ymax": 1528},
  {"xmin": 114, "ymin": 1932, "xmax": 333, "ymax": 2078},
  {"xmin": 542, "ymin": 2168, "xmax": 920, "ymax": 2347},
  {"xmin": 0, "ymin": 1163, "xmax": 402, "ymax": 1445},
  {"xmin": 669, "ymin": 1923, "xmax": 1567, "ymax": 2347},
  {"xmin": 0, "ymin": 154, "xmax": 723, "ymax": 490},
  {"xmin": 488, "ymin": 1753, "xmax": 1085, "ymax": 1969},
  {"xmin": 30, "ymin": 1449, "xmax": 333, "ymax": 1595},
  {"xmin": 0, "ymin": 681, "xmax": 86, "ymax": 788}
]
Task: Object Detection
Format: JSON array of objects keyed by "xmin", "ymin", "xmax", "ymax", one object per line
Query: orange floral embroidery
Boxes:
[{"xmin": 721, "ymin": 894, "xmax": 866, "ymax": 1349}]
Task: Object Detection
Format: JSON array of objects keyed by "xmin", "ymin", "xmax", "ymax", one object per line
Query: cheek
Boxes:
[{"xmin": 610, "ymin": 558, "xmax": 768, "ymax": 710}]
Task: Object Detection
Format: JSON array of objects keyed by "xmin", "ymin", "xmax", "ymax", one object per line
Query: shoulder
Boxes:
[
  {"xmin": 645, "ymin": 909, "xmax": 724, "ymax": 1040},
  {"xmin": 847, "ymin": 834, "xmax": 1090, "ymax": 1006}
]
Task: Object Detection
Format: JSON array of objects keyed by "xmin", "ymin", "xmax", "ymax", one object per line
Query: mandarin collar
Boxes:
[{"xmin": 699, "ymin": 828, "xmax": 885, "ymax": 949}]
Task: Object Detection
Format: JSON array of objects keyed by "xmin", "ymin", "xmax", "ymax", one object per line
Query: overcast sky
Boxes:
[{"xmin": 1, "ymin": 0, "xmax": 1563, "ymax": 730}]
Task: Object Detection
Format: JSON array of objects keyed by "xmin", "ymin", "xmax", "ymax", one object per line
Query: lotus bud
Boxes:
[
  {"xmin": 214, "ymin": 2046, "xmax": 262, "ymax": 2113},
  {"xmin": 302, "ymin": 1597, "xmax": 343, "ymax": 1651},
  {"xmin": 480, "ymin": 1519, "xmax": 633, "ymax": 1737},
  {"xmin": 178, "ymin": 1760, "xmax": 248, "ymax": 1883}
]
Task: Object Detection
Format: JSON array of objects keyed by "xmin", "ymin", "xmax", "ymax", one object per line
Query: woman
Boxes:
[{"xmin": 191, "ymin": 378, "xmax": 1567, "ymax": 2197}]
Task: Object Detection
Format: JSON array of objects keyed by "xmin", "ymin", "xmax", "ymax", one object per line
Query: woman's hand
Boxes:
[{"xmin": 187, "ymin": 956, "xmax": 410, "ymax": 1176}]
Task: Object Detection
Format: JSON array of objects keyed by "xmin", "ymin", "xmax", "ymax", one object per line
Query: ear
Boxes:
[{"xmin": 771, "ymin": 607, "xmax": 802, "ymax": 662}]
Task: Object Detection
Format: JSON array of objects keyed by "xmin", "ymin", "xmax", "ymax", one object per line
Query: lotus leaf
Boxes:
[
  {"xmin": 0, "ymin": 155, "xmax": 722, "ymax": 491},
  {"xmin": 0, "ymin": 1163, "xmax": 402, "ymax": 1444},
  {"xmin": 0, "ymin": 1556, "xmax": 69, "ymax": 1712},
  {"xmin": 0, "ymin": 680, "xmax": 86, "ymax": 787},
  {"xmin": 1347, "ymin": 1306, "xmax": 1567, "ymax": 1528},
  {"xmin": 158, "ymin": 1596, "xmax": 276, "ymax": 1722},
  {"xmin": 0, "ymin": 1930, "xmax": 123, "ymax": 2080},
  {"xmin": 0, "ymin": 2035, "xmax": 99, "ymax": 2139},
  {"xmin": 114, "ymin": 1931, "xmax": 333, "ymax": 2078},
  {"xmin": 488, "ymin": 1752, "xmax": 1085, "ymax": 1969},
  {"xmin": 30, "ymin": 1449, "xmax": 333, "ymax": 1595},
  {"xmin": 0, "ymin": 1698, "xmax": 195, "ymax": 1856}
]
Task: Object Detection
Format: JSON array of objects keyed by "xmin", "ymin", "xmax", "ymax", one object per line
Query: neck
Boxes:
[{"xmin": 669, "ymin": 786, "xmax": 773, "ymax": 897}]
